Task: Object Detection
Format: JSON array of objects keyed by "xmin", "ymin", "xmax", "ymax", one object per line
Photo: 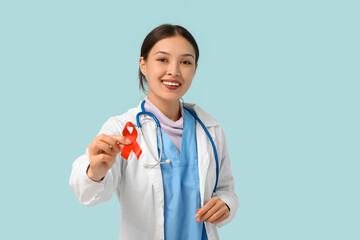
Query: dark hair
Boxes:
[{"xmin": 138, "ymin": 24, "xmax": 200, "ymax": 92}]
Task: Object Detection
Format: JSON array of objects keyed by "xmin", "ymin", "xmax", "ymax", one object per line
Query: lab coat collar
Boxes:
[
  {"xmin": 183, "ymin": 103, "xmax": 219, "ymax": 128},
  {"xmin": 132, "ymin": 100, "xmax": 219, "ymax": 128}
]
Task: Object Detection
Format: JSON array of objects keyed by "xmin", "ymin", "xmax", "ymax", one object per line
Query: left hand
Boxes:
[{"xmin": 195, "ymin": 197, "xmax": 230, "ymax": 224}]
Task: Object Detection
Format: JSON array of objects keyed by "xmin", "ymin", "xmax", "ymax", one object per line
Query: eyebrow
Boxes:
[{"xmin": 155, "ymin": 51, "xmax": 195, "ymax": 59}]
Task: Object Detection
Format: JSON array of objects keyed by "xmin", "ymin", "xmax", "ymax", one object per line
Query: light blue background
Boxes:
[{"xmin": 1, "ymin": 0, "xmax": 359, "ymax": 239}]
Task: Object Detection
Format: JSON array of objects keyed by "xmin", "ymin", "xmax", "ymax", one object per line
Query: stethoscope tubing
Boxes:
[
  {"xmin": 185, "ymin": 107, "xmax": 219, "ymax": 195},
  {"xmin": 136, "ymin": 101, "xmax": 160, "ymax": 128},
  {"xmin": 135, "ymin": 100, "xmax": 219, "ymax": 194}
]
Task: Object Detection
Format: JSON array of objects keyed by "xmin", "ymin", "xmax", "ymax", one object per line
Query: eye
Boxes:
[
  {"xmin": 157, "ymin": 58, "xmax": 167, "ymax": 63},
  {"xmin": 181, "ymin": 60, "xmax": 192, "ymax": 65}
]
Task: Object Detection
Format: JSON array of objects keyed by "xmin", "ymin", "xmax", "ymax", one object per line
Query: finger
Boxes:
[
  {"xmin": 204, "ymin": 205, "xmax": 229, "ymax": 223},
  {"xmin": 196, "ymin": 197, "xmax": 218, "ymax": 218},
  {"xmin": 198, "ymin": 199, "xmax": 223, "ymax": 222},
  {"xmin": 89, "ymin": 134, "xmax": 132, "ymax": 156},
  {"xmin": 98, "ymin": 154, "xmax": 116, "ymax": 167},
  {"xmin": 211, "ymin": 210, "xmax": 230, "ymax": 224},
  {"xmin": 91, "ymin": 153, "xmax": 115, "ymax": 170},
  {"xmin": 110, "ymin": 135, "xmax": 132, "ymax": 145},
  {"xmin": 89, "ymin": 134, "xmax": 111, "ymax": 155},
  {"xmin": 95, "ymin": 140, "xmax": 114, "ymax": 155},
  {"xmin": 108, "ymin": 135, "xmax": 133, "ymax": 153},
  {"xmin": 95, "ymin": 153, "xmax": 114, "ymax": 163},
  {"xmin": 98, "ymin": 135, "xmax": 125, "ymax": 151},
  {"xmin": 97, "ymin": 134, "xmax": 131, "ymax": 153}
]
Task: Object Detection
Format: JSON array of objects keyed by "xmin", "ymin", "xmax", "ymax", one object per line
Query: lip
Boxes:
[{"xmin": 161, "ymin": 79, "xmax": 181, "ymax": 90}]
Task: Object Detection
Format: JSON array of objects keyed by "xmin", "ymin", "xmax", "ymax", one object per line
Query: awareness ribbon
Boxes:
[{"xmin": 121, "ymin": 122, "xmax": 142, "ymax": 160}]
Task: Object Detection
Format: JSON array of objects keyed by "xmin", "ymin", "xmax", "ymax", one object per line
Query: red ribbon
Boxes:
[{"xmin": 121, "ymin": 122, "xmax": 142, "ymax": 160}]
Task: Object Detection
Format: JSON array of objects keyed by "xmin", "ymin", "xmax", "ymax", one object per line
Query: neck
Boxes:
[{"xmin": 147, "ymin": 96, "xmax": 181, "ymax": 121}]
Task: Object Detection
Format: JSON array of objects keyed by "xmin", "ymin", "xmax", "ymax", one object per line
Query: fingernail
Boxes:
[
  {"xmin": 125, "ymin": 139, "xmax": 132, "ymax": 144},
  {"xmin": 196, "ymin": 209, "xmax": 200, "ymax": 212},
  {"xmin": 196, "ymin": 218, "xmax": 200, "ymax": 223},
  {"xmin": 195, "ymin": 213, "xmax": 199, "ymax": 218},
  {"xmin": 116, "ymin": 141, "xmax": 120, "ymax": 145}
]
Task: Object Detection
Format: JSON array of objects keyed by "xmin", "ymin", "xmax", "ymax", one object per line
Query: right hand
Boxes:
[{"xmin": 87, "ymin": 134, "xmax": 132, "ymax": 181}]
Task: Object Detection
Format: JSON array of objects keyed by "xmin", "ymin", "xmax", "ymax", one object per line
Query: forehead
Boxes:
[{"xmin": 149, "ymin": 35, "xmax": 195, "ymax": 56}]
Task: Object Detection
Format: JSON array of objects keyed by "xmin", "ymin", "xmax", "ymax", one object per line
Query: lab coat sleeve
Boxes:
[
  {"xmin": 69, "ymin": 117, "xmax": 122, "ymax": 206},
  {"xmin": 214, "ymin": 126, "xmax": 239, "ymax": 228}
]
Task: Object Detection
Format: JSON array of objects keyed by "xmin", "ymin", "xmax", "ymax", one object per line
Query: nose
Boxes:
[{"xmin": 167, "ymin": 62, "xmax": 180, "ymax": 77}]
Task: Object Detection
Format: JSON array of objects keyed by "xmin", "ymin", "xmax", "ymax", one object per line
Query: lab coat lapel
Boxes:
[
  {"xmin": 138, "ymin": 115, "xmax": 164, "ymax": 208},
  {"xmin": 196, "ymin": 122, "xmax": 216, "ymax": 206},
  {"xmin": 184, "ymin": 102, "xmax": 218, "ymax": 205}
]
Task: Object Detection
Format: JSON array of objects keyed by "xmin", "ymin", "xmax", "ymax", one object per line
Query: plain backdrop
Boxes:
[{"xmin": 1, "ymin": 0, "xmax": 359, "ymax": 239}]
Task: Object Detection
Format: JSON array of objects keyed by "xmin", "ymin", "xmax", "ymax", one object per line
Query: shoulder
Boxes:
[
  {"xmin": 112, "ymin": 103, "xmax": 141, "ymax": 124},
  {"xmin": 184, "ymin": 102, "xmax": 227, "ymax": 150},
  {"xmin": 183, "ymin": 102, "xmax": 220, "ymax": 128},
  {"xmin": 98, "ymin": 102, "xmax": 142, "ymax": 135}
]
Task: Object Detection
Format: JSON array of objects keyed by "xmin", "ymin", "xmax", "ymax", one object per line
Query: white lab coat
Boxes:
[{"xmin": 69, "ymin": 102, "xmax": 239, "ymax": 240}]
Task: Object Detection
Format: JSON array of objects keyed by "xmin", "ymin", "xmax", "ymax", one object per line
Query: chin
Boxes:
[
  {"xmin": 159, "ymin": 92, "xmax": 184, "ymax": 103},
  {"xmin": 148, "ymin": 87, "xmax": 186, "ymax": 104},
  {"xmin": 163, "ymin": 95, "xmax": 182, "ymax": 103}
]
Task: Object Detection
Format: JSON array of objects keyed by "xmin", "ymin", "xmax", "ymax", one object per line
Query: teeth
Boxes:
[{"xmin": 163, "ymin": 81, "xmax": 180, "ymax": 86}]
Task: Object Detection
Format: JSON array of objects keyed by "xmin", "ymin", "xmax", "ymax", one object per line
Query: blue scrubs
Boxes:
[{"xmin": 157, "ymin": 108, "xmax": 208, "ymax": 240}]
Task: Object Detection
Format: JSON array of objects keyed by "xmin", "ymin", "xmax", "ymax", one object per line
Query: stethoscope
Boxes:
[{"xmin": 136, "ymin": 100, "xmax": 219, "ymax": 195}]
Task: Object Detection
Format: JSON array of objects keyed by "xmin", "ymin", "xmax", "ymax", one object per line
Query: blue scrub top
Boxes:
[{"xmin": 157, "ymin": 108, "xmax": 208, "ymax": 240}]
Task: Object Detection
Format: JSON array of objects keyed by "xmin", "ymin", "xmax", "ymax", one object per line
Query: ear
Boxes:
[{"xmin": 139, "ymin": 57, "xmax": 147, "ymax": 76}]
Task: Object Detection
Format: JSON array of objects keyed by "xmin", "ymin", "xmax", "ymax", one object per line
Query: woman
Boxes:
[{"xmin": 69, "ymin": 24, "xmax": 239, "ymax": 240}]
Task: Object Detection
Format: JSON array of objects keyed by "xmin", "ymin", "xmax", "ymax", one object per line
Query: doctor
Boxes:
[{"xmin": 69, "ymin": 24, "xmax": 239, "ymax": 240}]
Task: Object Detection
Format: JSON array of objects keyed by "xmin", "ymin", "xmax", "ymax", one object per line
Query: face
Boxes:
[{"xmin": 139, "ymin": 35, "xmax": 197, "ymax": 106}]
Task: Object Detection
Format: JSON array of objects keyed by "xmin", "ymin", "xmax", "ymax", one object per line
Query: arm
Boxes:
[
  {"xmin": 214, "ymin": 126, "xmax": 239, "ymax": 227},
  {"xmin": 69, "ymin": 117, "xmax": 124, "ymax": 206},
  {"xmin": 195, "ymin": 126, "xmax": 239, "ymax": 227}
]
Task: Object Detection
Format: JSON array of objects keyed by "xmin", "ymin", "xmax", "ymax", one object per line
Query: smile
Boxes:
[
  {"xmin": 162, "ymin": 81, "xmax": 180, "ymax": 86},
  {"xmin": 161, "ymin": 80, "xmax": 181, "ymax": 90}
]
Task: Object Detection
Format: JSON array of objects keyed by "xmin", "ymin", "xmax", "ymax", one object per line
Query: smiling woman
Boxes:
[
  {"xmin": 140, "ymin": 35, "xmax": 197, "ymax": 121},
  {"xmin": 69, "ymin": 24, "xmax": 239, "ymax": 240}
]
